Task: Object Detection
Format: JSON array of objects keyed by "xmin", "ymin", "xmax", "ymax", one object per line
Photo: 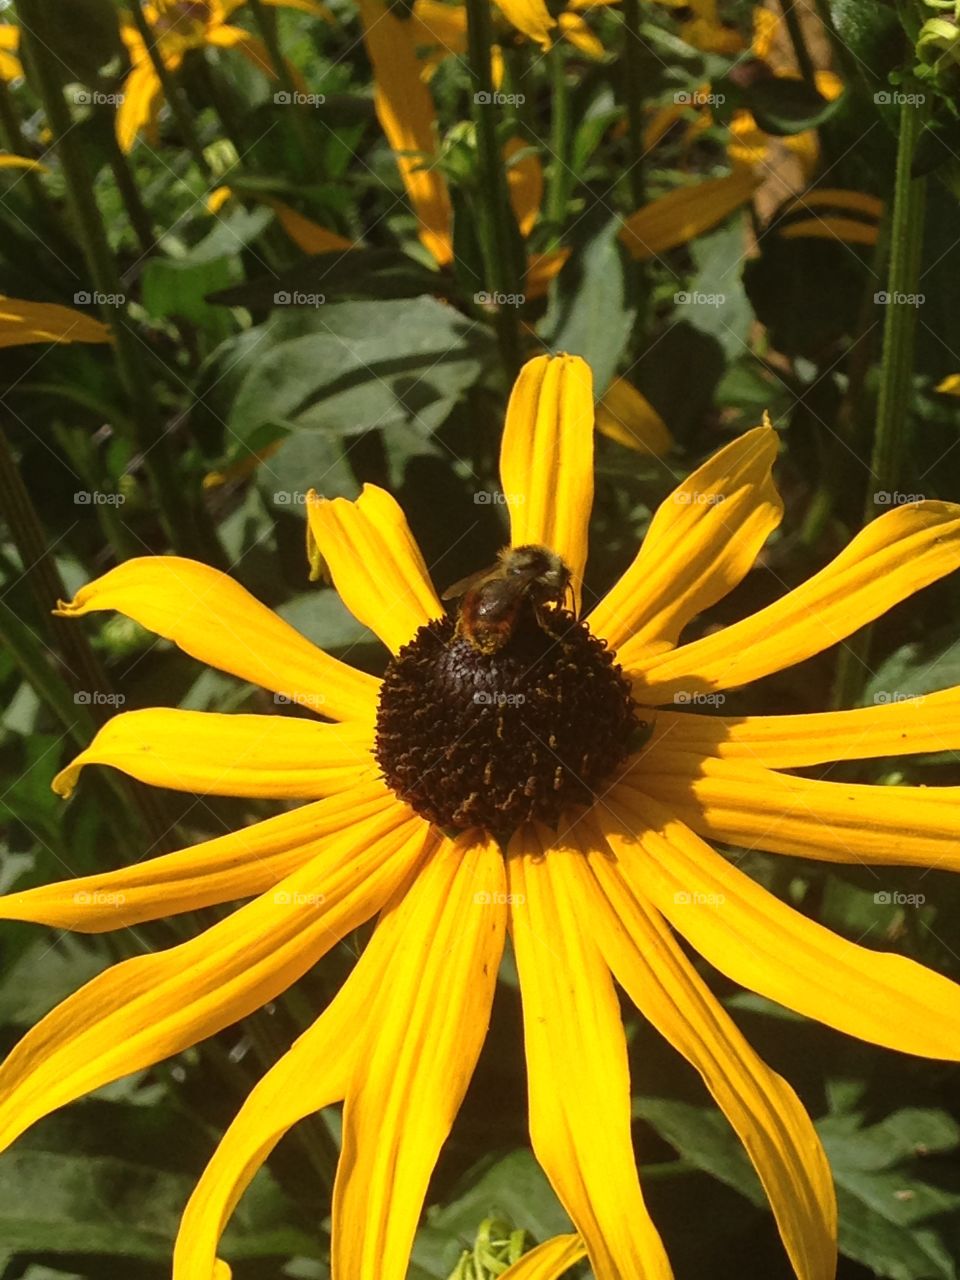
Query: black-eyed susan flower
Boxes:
[
  {"xmin": 5, "ymin": 353, "xmax": 960, "ymax": 1279},
  {"xmin": 116, "ymin": 0, "xmax": 330, "ymax": 152}
]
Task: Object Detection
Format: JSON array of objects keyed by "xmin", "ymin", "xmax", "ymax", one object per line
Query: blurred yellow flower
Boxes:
[
  {"xmin": 0, "ymin": 22, "xmax": 21, "ymax": 82},
  {"xmin": 620, "ymin": 165, "xmax": 761, "ymax": 261},
  {"xmin": 116, "ymin": 0, "xmax": 331, "ymax": 152},
  {"xmin": 595, "ymin": 375, "xmax": 673, "ymax": 455}
]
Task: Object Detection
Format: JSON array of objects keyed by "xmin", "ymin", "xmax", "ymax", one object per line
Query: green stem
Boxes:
[
  {"xmin": 20, "ymin": 0, "xmax": 224, "ymax": 566},
  {"xmin": 778, "ymin": 0, "xmax": 817, "ymax": 87},
  {"xmin": 465, "ymin": 0, "xmax": 524, "ymax": 384},
  {"xmin": 868, "ymin": 95, "xmax": 928, "ymax": 519},
  {"xmin": 128, "ymin": 0, "xmax": 213, "ymax": 177},
  {"xmin": 620, "ymin": 0, "xmax": 647, "ymax": 209},
  {"xmin": 105, "ymin": 123, "xmax": 157, "ymax": 257},
  {"xmin": 0, "ymin": 423, "xmax": 176, "ymax": 848},
  {"xmin": 831, "ymin": 95, "xmax": 928, "ymax": 710},
  {"xmin": 545, "ymin": 42, "xmax": 571, "ymax": 238},
  {"xmin": 246, "ymin": 0, "xmax": 315, "ymax": 179}
]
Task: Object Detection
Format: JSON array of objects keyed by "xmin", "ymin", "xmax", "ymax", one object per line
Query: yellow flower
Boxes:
[
  {"xmin": 0, "ymin": 296, "xmax": 112, "ymax": 347},
  {"xmin": 652, "ymin": 0, "xmax": 746, "ymax": 54},
  {"xmin": 116, "ymin": 0, "xmax": 330, "ymax": 152},
  {"xmin": 5, "ymin": 354, "xmax": 960, "ymax": 1278},
  {"xmin": 937, "ymin": 374, "xmax": 960, "ymax": 396},
  {"xmin": 775, "ymin": 188, "xmax": 884, "ymax": 248},
  {"xmin": 0, "ymin": 22, "xmax": 21, "ymax": 81}
]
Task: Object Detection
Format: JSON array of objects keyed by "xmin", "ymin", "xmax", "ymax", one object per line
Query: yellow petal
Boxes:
[
  {"xmin": 356, "ymin": 0, "xmax": 453, "ymax": 265},
  {"xmin": 269, "ymin": 200, "xmax": 354, "ymax": 253},
  {"xmin": 507, "ymin": 828, "xmax": 673, "ymax": 1280},
  {"xmin": 590, "ymin": 424, "xmax": 781, "ymax": 655},
  {"xmin": 0, "ymin": 782, "xmax": 395, "ymax": 931},
  {"xmin": 0, "ymin": 24, "xmax": 22, "ymax": 82},
  {"xmin": 650, "ymin": 686, "xmax": 960, "ymax": 767},
  {"xmin": 0, "ymin": 154, "xmax": 48, "ymax": 173},
  {"xmin": 0, "ymin": 804, "xmax": 432, "ymax": 1152},
  {"xmin": 627, "ymin": 500, "xmax": 960, "ymax": 699},
  {"xmin": 500, "ymin": 1235, "xmax": 587, "ymax": 1280},
  {"xmin": 52, "ymin": 709, "xmax": 376, "ymax": 800},
  {"xmin": 409, "ymin": 0, "xmax": 469, "ymax": 64},
  {"xmin": 259, "ymin": 0, "xmax": 336, "ymax": 19},
  {"xmin": 779, "ymin": 217, "xmax": 879, "ymax": 246},
  {"xmin": 306, "ymin": 484, "xmax": 443, "ymax": 654},
  {"xmin": 55, "ymin": 556, "xmax": 379, "ymax": 723},
  {"xmin": 782, "ymin": 188, "xmax": 884, "ymax": 220},
  {"xmin": 171, "ymin": 828, "xmax": 436, "ymax": 1280},
  {"xmin": 115, "ymin": 60, "xmax": 165, "ymax": 153},
  {"xmin": 0, "ymin": 296, "xmax": 111, "ymax": 348},
  {"xmin": 598, "ymin": 786, "xmax": 960, "ymax": 1059},
  {"xmin": 637, "ymin": 750, "xmax": 960, "ymax": 872},
  {"xmin": 491, "ymin": 0, "xmax": 556, "ymax": 47},
  {"xmin": 505, "ymin": 136, "xmax": 543, "ymax": 239},
  {"xmin": 936, "ymin": 374, "xmax": 960, "ymax": 396},
  {"xmin": 595, "ymin": 377, "xmax": 673, "ymax": 457},
  {"xmin": 524, "ymin": 248, "xmax": 570, "ymax": 298},
  {"xmin": 333, "ymin": 833, "xmax": 506, "ymax": 1279},
  {"xmin": 557, "ymin": 11, "xmax": 605, "ymax": 58},
  {"xmin": 620, "ymin": 168, "xmax": 760, "ymax": 261},
  {"xmin": 499, "ymin": 355, "xmax": 595, "ymax": 604},
  {"xmin": 584, "ymin": 844, "xmax": 836, "ymax": 1280}
]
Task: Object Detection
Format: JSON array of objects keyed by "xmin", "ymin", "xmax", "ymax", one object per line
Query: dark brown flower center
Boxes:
[{"xmin": 374, "ymin": 602, "xmax": 639, "ymax": 838}]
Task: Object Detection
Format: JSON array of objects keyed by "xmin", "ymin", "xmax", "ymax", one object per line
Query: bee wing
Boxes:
[{"xmin": 440, "ymin": 564, "xmax": 498, "ymax": 601}]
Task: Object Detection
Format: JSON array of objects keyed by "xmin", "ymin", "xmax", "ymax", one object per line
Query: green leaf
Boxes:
[
  {"xmin": 225, "ymin": 298, "xmax": 494, "ymax": 454},
  {"xmin": 208, "ymin": 249, "xmax": 445, "ymax": 310},
  {"xmin": 541, "ymin": 216, "xmax": 636, "ymax": 397},
  {"xmin": 141, "ymin": 255, "xmax": 238, "ymax": 330},
  {"xmin": 736, "ymin": 75, "xmax": 841, "ymax": 136},
  {"xmin": 861, "ymin": 623, "xmax": 960, "ymax": 705}
]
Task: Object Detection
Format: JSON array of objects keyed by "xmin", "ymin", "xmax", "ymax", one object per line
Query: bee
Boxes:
[{"xmin": 442, "ymin": 544, "xmax": 573, "ymax": 654}]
